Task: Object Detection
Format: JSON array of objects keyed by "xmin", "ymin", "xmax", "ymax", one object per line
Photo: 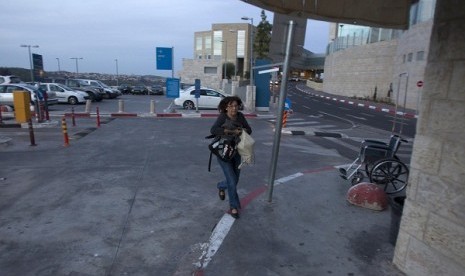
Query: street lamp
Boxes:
[
  {"xmin": 229, "ymin": 29, "xmax": 237, "ymax": 78},
  {"xmin": 70, "ymin": 57, "xmax": 83, "ymax": 74},
  {"xmin": 220, "ymin": 40, "xmax": 227, "ymax": 79},
  {"xmin": 241, "ymin": 16, "xmax": 254, "ymax": 86},
  {"xmin": 115, "ymin": 59, "xmax": 119, "ymax": 86},
  {"xmin": 20, "ymin": 44, "xmax": 39, "ymax": 82},
  {"xmin": 56, "ymin": 58, "xmax": 61, "ymax": 72}
]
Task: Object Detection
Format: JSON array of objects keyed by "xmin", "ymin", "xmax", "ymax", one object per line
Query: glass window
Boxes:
[
  {"xmin": 204, "ymin": 66, "xmax": 217, "ymax": 74},
  {"xmin": 196, "ymin": 36, "xmax": 202, "ymax": 51},
  {"xmin": 205, "ymin": 37, "xmax": 211, "ymax": 49},
  {"xmin": 237, "ymin": 30, "xmax": 245, "ymax": 58},
  {"xmin": 407, "ymin": 53, "xmax": 413, "ymax": 62},
  {"xmin": 416, "ymin": 51, "xmax": 425, "ymax": 61},
  {"xmin": 213, "ymin": 31, "xmax": 223, "ymax": 56}
]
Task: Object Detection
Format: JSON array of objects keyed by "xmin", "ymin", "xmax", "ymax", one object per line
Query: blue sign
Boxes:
[
  {"xmin": 166, "ymin": 78, "xmax": 180, "ymax": 98},
  {"xmin": 284, "ymin": 98, "xmax": 292, "ymax": 110},
  {"xmin": 156, "ymin": 47, "xmax": 173, "ymax": 70},
  {"xmin": 194, "ymin": 79, "xmax": 200, "ymax": 98}
]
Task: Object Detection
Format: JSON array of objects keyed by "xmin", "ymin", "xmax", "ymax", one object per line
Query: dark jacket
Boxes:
[{"xmin": 210, "ymin": 112, "xmax": 252, "ymax": 136}]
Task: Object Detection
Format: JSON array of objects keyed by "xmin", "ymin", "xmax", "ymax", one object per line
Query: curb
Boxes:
[{"xmin": 296, "ymin": 86, "xmax": 418, "ymax": 119}]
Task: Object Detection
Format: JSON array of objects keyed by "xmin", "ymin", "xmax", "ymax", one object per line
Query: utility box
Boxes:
[{"xmin": 13, "ymin": 90, "xmax": 32, "ymax": 123}]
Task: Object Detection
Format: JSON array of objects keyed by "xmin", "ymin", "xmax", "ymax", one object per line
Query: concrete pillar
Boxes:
[
  {"xmin": 245, "ymin": 85, "xmax": 256, "ymax": 112},
  {"xmin": 393, "ymin": 1, "xmax": 465, "ymax": 275}
]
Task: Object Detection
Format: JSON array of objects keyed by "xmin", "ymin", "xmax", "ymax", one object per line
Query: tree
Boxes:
[{"xmin": 254, "ymin": 10, "xmax": 273, "ymax": 59}]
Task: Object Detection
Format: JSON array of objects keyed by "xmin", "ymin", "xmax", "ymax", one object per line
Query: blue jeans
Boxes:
[{"xmin": 216, "ymin": 154, "xmax": 242, "ymax": 210}]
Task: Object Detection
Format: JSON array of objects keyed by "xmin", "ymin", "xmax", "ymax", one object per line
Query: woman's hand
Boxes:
[{"xmin": 225, "ymin": 128, "xmax": 242, "ymax": 135}]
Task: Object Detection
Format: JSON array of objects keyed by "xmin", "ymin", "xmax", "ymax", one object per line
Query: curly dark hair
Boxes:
[{"xmin": 217, "ymin": 96, "xmax": 243, "ymax": 113}]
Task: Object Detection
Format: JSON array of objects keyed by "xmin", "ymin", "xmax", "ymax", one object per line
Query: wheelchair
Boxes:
[{"xmin": 339, "ymin": 135, "xmax": 409, "ymax": 194}]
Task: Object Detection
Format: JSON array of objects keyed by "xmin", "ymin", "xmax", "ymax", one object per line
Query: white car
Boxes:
[
  {"xmin": 39, "ymin": 83, "xmax": 89, "ymax": 105},
  {"xmin": 0, "ymin": 75, "xmax": 22, "ymax": 85},
  {"xmin": 174, "ymin": 86, "xmax": 226, "ymax": 109},
  {"xmin": 0, "ymin": 83, "xmax": 58, "ymax": 106}
]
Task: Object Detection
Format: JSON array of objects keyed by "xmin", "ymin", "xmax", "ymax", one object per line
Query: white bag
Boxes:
[{"xmin": 237, "ymin": 131, "xmax": 255, "ymax": 169}]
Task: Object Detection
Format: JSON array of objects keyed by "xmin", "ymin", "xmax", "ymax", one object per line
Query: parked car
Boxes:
[
  {"xmin": 174, "ymin": 86, "xmax": 226, "ymax": 109},
  {"xmin": 0, "ymin": 83, "xmax": 58, "ymax": 107},
  {"xmin": 57, "ymin": 79, "xmax": 104, "ymax": 102},
  {"xmin": 0, "ymin": 75, "xmax": 22, "ymax": 85},
  {"xmin": 149, "ymin": 84, "xmax": 164, "ymax": 95},
  {"xmin": 39, "ymin": 83, "xmax": 88, "ymax": 105},
  {"xmin": 131, "ymin": 85, "xmax": 148, "ymax": 95},
  {"xmin": 77, "ymin": 79, "xmax": 120, "ymax": 99},
  {"xmin": 118, "ymin": 84, "xmax": 132, "ymax": 94}
]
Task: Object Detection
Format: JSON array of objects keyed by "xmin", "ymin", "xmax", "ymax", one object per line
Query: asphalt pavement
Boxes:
[{"xmin": 0, "ymin": 93, "xmax": 405, "ymax": 275}]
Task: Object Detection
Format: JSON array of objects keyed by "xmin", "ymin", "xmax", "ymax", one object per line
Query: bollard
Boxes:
[
  {"xmin": 150, "ymin": 99, "xmax": 155, "ymax": 114},
  {"xmin": 28, "ymin": 119, "xmax": 37, "ymax": 146},
  {"xmin": 71, "ymin": 107, "xmax": 76, "ymax": 127},
  {"xmin": 85, "ymin": 99, "xmax": 92, "ymax": 113},
  {"xmin": 96, "ymin": 107, "xmax": 101, "ymax": 127},
  {"xmin": 61, "ymin": 117, "xmax": 69, "ymax": 147},
  {"xmin": 282, "ymin": 110, "xmax": 288, "ymax": 128},
  {"xmin": 118, "ymin": 99, "xmax": 124, "ymax": 113}
]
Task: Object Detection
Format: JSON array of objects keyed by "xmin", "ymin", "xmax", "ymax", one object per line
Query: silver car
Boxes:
[
  {"xmin": 39, "ymin": 83, "xmax": 88, "ymax": 105},
  {"xmin": 0, "ymin": 83, "xmax": 58, "ymax": 107}
]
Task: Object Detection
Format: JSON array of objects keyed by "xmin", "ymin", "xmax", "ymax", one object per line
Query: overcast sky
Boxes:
[{"xmin": 0, "ymin": 0, "xmax": 330, "ymax": 77}]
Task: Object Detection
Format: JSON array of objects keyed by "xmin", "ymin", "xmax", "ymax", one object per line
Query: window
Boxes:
[
  {"xmin": 196, "ymin": 36, "xmax": 203, "ymax": 51},
  {"xmin": 237, "ymin": 30, "xmax": 245, "ymax": 58},
  {"xmin": 402, "ymin": 54, "xmax": 406, "ymax": 63},
  {"xmin": 204, "ymin": 66, "xmax": 217, "ymax": 74},
  {"xmin": 213, "ymin": 31, "xmax": 223, "ymax": 56},
  {"xmin": 407, "ymin": 53, "xmax": 413, "ymax": 62},
  {"xmin": 416, "ymin": 51, "xmax": 425, "ymax": 61},
  {"xmin": 205, "ymin": 37, "xmax": 211, "ymax": 49}
]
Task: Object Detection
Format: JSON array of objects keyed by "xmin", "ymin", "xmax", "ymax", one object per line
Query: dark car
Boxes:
[
  {"xmin": 149, "ymin": 84, "xmax": 164, "ymax": 95},
  {"xmin": 131, "ymin": 85, "xmax": 148, "ymax": 95},
  {"xmin": 118, "ymin": 84, "xmax": 132, "ymax": 94}
]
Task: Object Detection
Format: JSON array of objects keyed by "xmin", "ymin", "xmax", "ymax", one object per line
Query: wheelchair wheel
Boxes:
[{"xmin": 369, "ymin": 158, "xmax": 409, "ymax": 194}]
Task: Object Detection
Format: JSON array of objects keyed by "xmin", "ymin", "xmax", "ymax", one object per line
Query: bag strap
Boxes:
[{"xmin": 208, "ymin": 150, "xmax": 213, "ymax": 172}]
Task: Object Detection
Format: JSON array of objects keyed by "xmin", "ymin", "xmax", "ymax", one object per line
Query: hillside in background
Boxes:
[{"xmin": 0, "ymin": 67, "xmax": 166, "ymax": 86}]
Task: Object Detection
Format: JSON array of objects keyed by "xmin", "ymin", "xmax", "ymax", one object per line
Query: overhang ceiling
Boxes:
[{"xmin": 241, "ymin": 0, "xmax": 416, "ymax": 29}]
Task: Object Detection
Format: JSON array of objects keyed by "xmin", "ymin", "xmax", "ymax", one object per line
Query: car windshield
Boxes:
[
  {"xmin": 57, "ymin": 84, "xmax": 74, "ymax": 91},
  {"xmin": 98, "ymin": 81, "xmax": 110, "ymax": 88}
]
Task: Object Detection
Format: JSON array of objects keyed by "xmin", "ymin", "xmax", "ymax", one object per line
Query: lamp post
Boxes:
[
  {"xmin": 241, "ymin": 16, "xmax": 254, "ymax": 86},
  {"xmin": 56, "ymin": 58, "xmax": 61, "ymax": 73},
  {"xmin": 70, "ymin": 57, "xmax": 83, "ymax": 74},
  {"xmin": 20, "ymin": 44, "xmax": 39, "ymax": 82},
  {"xmin": 115, "ymin": 59, "xmax": 119, "ymax": 86},
  {"xmin": 229, "ymin": 29, "xmax": 237, "ymax": 78},
  {"xmin": 220, "ymin": 40, "xmax": 227, "ymax": 79}
]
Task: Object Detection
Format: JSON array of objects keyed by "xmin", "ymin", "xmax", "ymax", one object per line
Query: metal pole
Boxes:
[
  {"xmin": 250, "ymin": 18, "xmax": 254, "ymax": 86},
  {"xmin": 267, "ymin": 20, "xmax": 295, "ymax": 203},
  {"xmin": 20, "ymin": 45, "xmax": 39, "ymax": 82},
  {"xmin": 115, "ymin": 59, "xmax": 119, "ymax": 86},
  {"xmin": 56, "ymin": 58, "xmax": 61, "ymax": 72},
  {"xmin": 70, "ymin": 57, "xmax": 83, "ymax": 74},
  {"xmin": 171, "ymin": 47, "xmax": 174, "ymax": 79}
]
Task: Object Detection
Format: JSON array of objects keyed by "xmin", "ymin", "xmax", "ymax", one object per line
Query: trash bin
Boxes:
[{"xmin": 389, "ymin": 196, "xmax": 406, "ymax": 245}]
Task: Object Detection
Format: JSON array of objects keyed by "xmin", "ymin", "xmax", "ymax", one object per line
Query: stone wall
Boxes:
[
  {"xmin": 323, "ymin": 40, "xmax": 397, "ymax": 102},
  {"xmin": 178, "ymin": 58, "xmax": 222, "ymax": 90},
  {"xmin": 393, "ymin": 20, "xmax": 433, "ymax": 111},
  {"xmin": 393, "ymin": 1, "xmax": 465, "ymax": 275}
]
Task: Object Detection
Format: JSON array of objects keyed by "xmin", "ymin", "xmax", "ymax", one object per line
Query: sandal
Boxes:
[
  {"xmin": 218, "ymin": 189, "xmax": 225, "ymax": 200},
  {"xmin": 230, "ymin": 208, "xmax": 239, "ymax": 219}
]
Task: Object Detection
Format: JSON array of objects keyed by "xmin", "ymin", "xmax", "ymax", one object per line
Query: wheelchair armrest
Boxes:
[{"xmin": 363, "ymin": 139, "xmax": 386, "ymax": 144}]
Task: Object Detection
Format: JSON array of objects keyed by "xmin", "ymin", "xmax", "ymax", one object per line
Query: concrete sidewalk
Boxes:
[{"xmin": 0, "ymin": 116, "xmax": 404, "ymax": 275}]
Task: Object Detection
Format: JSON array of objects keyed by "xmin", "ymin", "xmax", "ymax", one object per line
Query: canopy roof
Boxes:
[{"xmin": 241, "ymin": 0, "xmax": 415, "ymax": 29}]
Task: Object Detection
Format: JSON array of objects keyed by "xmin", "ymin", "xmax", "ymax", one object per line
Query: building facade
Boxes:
[
  {"xmin": 178, "ymin": 23, "xmax": 254, "ymax": 89},
  {"xmin": 322, "ymin": 0, "xmax": 436, "ymax": 110}
]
